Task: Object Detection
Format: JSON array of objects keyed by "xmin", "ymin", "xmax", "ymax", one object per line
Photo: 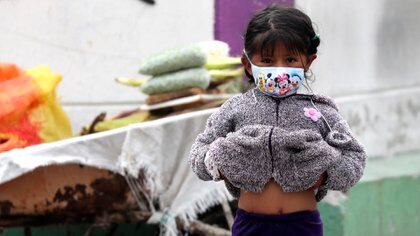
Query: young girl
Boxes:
[{"xmin": 188, "ymin": 5, "xmax": 366, "ymax": 236}]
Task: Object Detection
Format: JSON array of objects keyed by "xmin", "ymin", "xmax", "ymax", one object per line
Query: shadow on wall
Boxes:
[{"xmin": 376, "ymin": 0, "xmax": 420, "ymax": 82}]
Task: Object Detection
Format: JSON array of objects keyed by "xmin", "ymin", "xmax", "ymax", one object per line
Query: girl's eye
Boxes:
[
  {"xmin": 286, "ymin": 57, "xmax": 297, "ymax": 63},
  {"xmin": 261, "ymin": 58, "xmax": 273, "ymax": 64}
]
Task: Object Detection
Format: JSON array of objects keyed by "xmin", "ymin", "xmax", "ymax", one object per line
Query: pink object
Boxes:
[{"xmin": 304, "ymin": 107, "xmax": 322, "ymax": 122}]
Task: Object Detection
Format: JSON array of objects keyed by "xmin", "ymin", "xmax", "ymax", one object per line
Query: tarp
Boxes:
[{"xmin": 0, "ymin": 108, "xmax": 233, "ymax": 236}]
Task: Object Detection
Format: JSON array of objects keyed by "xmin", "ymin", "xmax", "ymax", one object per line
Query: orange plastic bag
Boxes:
[{"xmin": 0, "ymin": 63, "xmax": 72, "ymax": 153}]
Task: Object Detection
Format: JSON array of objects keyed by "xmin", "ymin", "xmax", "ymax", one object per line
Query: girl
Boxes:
[{"xmin": 188, "ymin": 5, "xmax": 366, "ymax": 236}]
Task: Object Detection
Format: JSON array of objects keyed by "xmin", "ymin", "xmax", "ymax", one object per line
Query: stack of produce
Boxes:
[
  {"xmin": 117, "ymin": 40, "xmax": 244, "ymax": 105},
  {"xmin": 81, "ymin": 41, "xmax": 244, "ymax": 135}
]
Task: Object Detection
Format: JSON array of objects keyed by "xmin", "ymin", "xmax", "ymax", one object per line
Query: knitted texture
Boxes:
[{"xmin": 188, "ymin": 88, "xmax": 367, "ymax": 201}]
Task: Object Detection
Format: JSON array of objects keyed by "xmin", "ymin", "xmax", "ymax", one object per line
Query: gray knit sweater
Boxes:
[{"xmin": 188, "ymin": 88, "xmax": 367, "ymax": 201}]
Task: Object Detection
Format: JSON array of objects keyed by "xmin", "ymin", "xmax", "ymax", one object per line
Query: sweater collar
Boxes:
[{"xmin": 250, "ymin": 87, "xmax": 339, "ymax": 111}]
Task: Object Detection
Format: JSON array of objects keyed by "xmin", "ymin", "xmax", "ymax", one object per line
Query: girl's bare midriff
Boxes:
[{"xmin": 238, "ymin": 178, "xmax": 317, "ymax": 214}]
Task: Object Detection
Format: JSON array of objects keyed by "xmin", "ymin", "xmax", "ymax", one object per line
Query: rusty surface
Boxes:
[
  {"xmin": 0, "ymin": 200, "xmax": 13, "ymax": 216},
  {"xmin": 52, "ymin": 175, "xmax": 128, "ymax": 213},
  {"xmin": 0, "ymin": 163, "xmax": 145, "ymax": 226}
]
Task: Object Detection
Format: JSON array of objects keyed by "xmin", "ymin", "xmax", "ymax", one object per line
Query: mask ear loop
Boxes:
[
  {"xmin": 243, "ymin": 49, "xmax": 251, "ymax": 62},
  {"xmin": 303, "ymin": 72, "xmax": 333, "ymax": 133},
  {"xmin": 243, "ymin": 49, "xmax": 258, "ymax": 104}
]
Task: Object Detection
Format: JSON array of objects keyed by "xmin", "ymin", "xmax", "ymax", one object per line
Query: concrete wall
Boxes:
[
  {"xmin": 1, "ymin": 0, "xmax": 419, "ymax": 157},
  {"xmin": 0, "ymin": 0, "xmax": 295, "ymax": 135},
  {"xmin": 0, "ymin": 0, "xmax": 214, "ymax": 134},
  {"xmin": 295, "ymin": 0, "xmax": 420, "ymax": 158},
  {"xmin": 295, "ymin": 3, "xmax": 420, "ymax": 234}
]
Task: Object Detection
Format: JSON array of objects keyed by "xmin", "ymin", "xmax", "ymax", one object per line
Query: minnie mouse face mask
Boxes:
[{"xmin": 244, "ymin": 50, "xmax": 306, "ymax": 98}]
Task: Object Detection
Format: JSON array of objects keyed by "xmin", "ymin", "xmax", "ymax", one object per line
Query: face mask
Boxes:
[{"xmin": 244, "ymin": 51, "xmax": 306, "ymax": 98}]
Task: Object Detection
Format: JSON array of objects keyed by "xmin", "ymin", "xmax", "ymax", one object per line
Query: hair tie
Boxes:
[{"xmin": 312, "ymin": 34, "xmax": 320, "ymax": 41}]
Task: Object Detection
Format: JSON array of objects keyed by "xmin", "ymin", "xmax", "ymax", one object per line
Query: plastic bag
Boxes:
[{"xmin": 0, "ymin": 63, "xmax": 72, "ymax": 153}]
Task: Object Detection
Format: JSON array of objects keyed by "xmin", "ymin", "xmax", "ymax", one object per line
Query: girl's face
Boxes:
[{"xmin": 242, "ymin": 42, "xmax": 317, "ymax": 76}]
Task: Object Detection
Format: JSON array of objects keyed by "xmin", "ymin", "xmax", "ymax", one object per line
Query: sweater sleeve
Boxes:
[
  {"xmin": 188, "ymin": 96, "xmax": 237, "ymax": 181},
  {"xmin": 204, "ymin": 124, "xmax": 273, "ymax": 189},
  {"xmin": 320, "ymin": 107, "xmax": 367, "ymax": 193}
]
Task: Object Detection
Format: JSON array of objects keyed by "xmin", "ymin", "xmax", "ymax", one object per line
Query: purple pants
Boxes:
[{"xmin": 232, "ymin": 208, "xmax": 323, "ymax": 236}]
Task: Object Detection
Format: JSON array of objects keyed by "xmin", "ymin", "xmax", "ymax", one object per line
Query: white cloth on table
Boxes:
[{"xmin": 0, "ymin": 108, "xmax": 233, "ymax": 236}]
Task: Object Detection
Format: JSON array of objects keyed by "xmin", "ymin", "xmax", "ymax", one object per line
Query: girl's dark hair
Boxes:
[{"xmin": 243, "ymin": 5, "xmax": 320, "ymax": 82}]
